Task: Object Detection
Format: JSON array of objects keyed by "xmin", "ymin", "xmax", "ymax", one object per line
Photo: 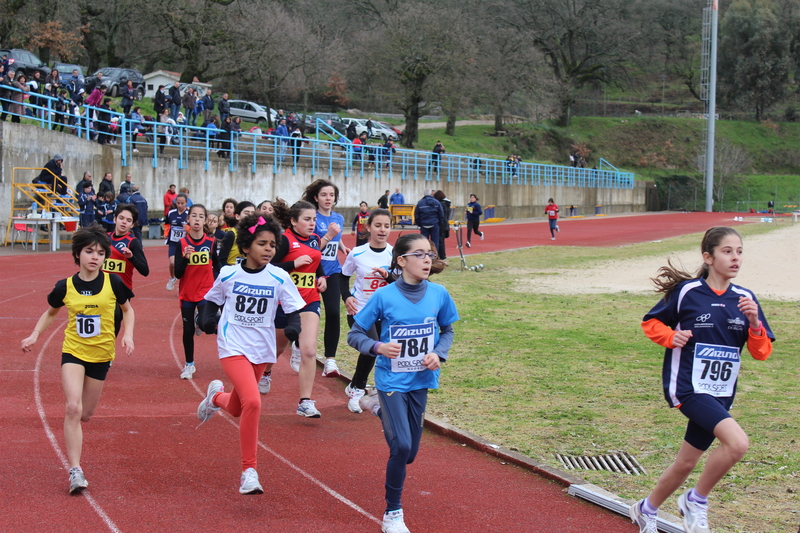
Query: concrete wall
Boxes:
[{"xmin": 1, "ymin": 122, "xmax": 647, "ymax": 237}]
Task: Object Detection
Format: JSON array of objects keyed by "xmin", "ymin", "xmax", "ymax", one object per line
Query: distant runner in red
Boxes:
[{"xmin": 545, "ymin": 198, "xmax": 559, "ymax": 241}]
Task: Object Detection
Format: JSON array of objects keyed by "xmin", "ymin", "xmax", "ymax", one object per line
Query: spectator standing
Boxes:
[
  {"xmin": 218, "ymin": 93, "xmax": 230, "ymax": 122},
  {"xmin": 85, "ymin": 71, "xmax": 103, "ymax": 94},
  {"xmin": 45, "ymin": 69, "xmax": 61, "ymax": 96},
  {"xmin": 96, "ymin": 97, "xmax": 113, "ymax": 145},
  {"xmin": 96, "ymin": 191, "xmax": 117, "ymax": 231},
  {"xmin": 127, "ymin": 185, "xmax": 149, "ymax": 241},
  {"xmin": 29, "ymin": 71, "xmax": 43, "ymax": 117},
  {"xmin": 429, "ymin": 140, "xmax": 445, "ymax": 173},
  {"xmin": 366, "ymin": 118, "xmax": 373, "ymax": 138},
  {"xmin": 168, "ymin": 81, "xmax": 181, "ymax": 120},
  {"xmin": 390, "ymin": 188, "xmax": 405, "ymax": 205},
  {"xmin": 78, "ymin": 182, "xmax": 97, "ymax": 227},
  {"xmin": 163, "ymin": 184, "xmax": 177, "ymax": 217},
  {"xmin": 377, "ymin": 189, "xmax": 390, "ymax": 209},
  {"xmin": 9, "ymin": 72, "xmax": 29, "ymax": 124},
  {"xmin": 383, "ymin": 137, "xmax": 396, "ymax": 168},
  {"xmin": 414, "ymin": 188, "xmax": 445, "ymax": 249},
  {"xmin": 217, "ymin": 115, "xmax": 232, "ymax": 159},
  {"xmin": 290, "ymin": 125, "xmax": 306, "ymax": 164},
  {"xmin": 66, "ymin": 69, "xmax": 83, "ymax": 98},
  {"xmin": 433, "ymin": 190, "xmax": 452, "ymax": 260},
  {"xmin": 345, "ymin": 120, "xmax": 357, "ymax": 141},
  {"xmin": 120, "ymin": 80, "xmax": 135, "ymax": 116},
  {"xmin": 129, "ymin": 106, "xmax": 146, "ymax": 152},
  {"xmin": 182, "ymin": 87, "xmax": 196, "ymax": 126},
  {"xmin": 153, "ymin": 85, "xmax": 168, "ymax": 115},
  {"xmin": 98, "ymin": 172, "xmax": 115, "ymax": 197},
  {"xmin": 274, "ymin": 119, "xmax": 289, "ymax": 162},
  {"xmin": 119, "ymin": 173, "xmax": 134, "ymax": 197},
  {"xmin": 201, "ymin": 89, "xmax": 214, "ymax": 123},
  {"xmin": 0, "ymin": 67, "xmax": 15, "ymax": 121}
]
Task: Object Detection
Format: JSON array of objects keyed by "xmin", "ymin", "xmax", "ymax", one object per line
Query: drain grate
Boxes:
[{"xmin": 555, "ymin": 452, "xmax": 646, "ymax": 476}]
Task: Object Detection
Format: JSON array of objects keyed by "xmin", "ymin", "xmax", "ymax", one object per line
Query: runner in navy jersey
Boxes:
[
  {"xmin": 630, "ymin": 227, "xmax": 774, "ymax": 533},
  {"xmin": 165, "ymin": 193, "xmax": 189, "ymax": 291}
]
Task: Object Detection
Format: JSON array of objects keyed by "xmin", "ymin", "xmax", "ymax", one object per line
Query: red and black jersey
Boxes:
[
  {"xmin": 103, "ymin": 232, "xmax": 149, "ymax": 290},
  {"xmin": 276, "ymin": 229, "xmax": 322, "ymax": 304},
  {"xmin": 176, "ymin": 233, "xmax": 216, "ymax": 303}
]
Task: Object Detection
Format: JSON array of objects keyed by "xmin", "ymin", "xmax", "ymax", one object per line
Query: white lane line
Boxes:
[
  {"xmin": 168, "ymin": 313, "xmax": 381, "ymax": 525},
  {"xmin": 33, "ymin": 322, "xmax": 123, "ymax": 533}
]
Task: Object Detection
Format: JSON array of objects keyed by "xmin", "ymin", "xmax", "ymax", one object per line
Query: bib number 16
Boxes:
[{"xmin": 76, "ymin": 314, "xmax": 101, "ymax": 338}]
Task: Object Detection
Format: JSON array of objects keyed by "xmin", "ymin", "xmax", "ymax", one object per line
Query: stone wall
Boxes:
[{"xmin": 1, "ymin": 122, "xmax": 647, "ymax": 237}]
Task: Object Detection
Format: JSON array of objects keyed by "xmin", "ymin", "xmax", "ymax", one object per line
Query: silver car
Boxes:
[{"xmin": 228, "ymin": 100, "xmax": 277, "ymax": 125}]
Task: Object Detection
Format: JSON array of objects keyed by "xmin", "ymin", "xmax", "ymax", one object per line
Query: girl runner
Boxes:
[
  {"xmin": 258, "ymin": 199, "xmax": 327, "ymax": 417},
  {"xmin": 347, "ymin": 233, "xmax": 458, "ymax": 533},
  {"xmin": 630, "ymin": 227, "xmax": 773, "ymax": 533},
  {"xmin": 196, "ymin": 214, "xmax": 305, "ymax": 495},
  {"xmin": 103, "ymin": 204, "xmax": 150, "ymax": 292},
  {"xmin": 174, "ymin": 204, "xmax": 219, "ymax": 379},
  {"xmin": 257, "ymin": 200, "xmax": 274, "ymax": 216},
  {"xmin": 464, "ymin": 194, "xmax": 483, "ymax": 248},
  {"xmin": 351, "ymin": 201, "xmax": 371, "ymax": 247},
  {"xmin": 302, "ymin": 179, "xmax": 350, "ymax": 378},
  {"xmin": 545, "ymin": 198, "xmax": 559, "ymax": 240},
  {"xmin": 165, "ymin": 193, "xmax": 189, "ymax": 290},
  {"xmin": 218, "ymin": 201, "xmax": 256, "ymax": 266},
  {"xmin": 341, "ymin": 208, "xmax": 393, "ymax": 412},
  {"xmin": 220, "ymin": 197, "xmax": 238, "ymax": 230},
  {"xmin": 21, "ymin": 226, "xmax": 135, "ymax": 494}
]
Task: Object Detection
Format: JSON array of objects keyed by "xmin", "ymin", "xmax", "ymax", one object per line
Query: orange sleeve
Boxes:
[
  {"xmin": 642, "ymin": 318, "xmax": 675, "ymax": 349},
  {"xmin": 746, "ymin": 327, "xmax": 772, "ymax": 361}
]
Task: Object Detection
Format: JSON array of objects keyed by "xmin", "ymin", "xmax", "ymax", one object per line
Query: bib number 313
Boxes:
[{"xmin": 389, "ymin": 322, "xmax": 435, "ymax": 373}]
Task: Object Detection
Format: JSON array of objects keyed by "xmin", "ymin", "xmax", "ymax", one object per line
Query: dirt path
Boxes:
[{"xmin": 410, "ymin": 120, "xmax": 495, "ymax": 130}]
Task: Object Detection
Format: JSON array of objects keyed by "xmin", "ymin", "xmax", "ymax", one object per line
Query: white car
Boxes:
[
  {"xmin": 341, "ymin": 118, "xmax": 397, "ymax": 140},
  {"xmin": 228, "ymin": 100, "xmax": 278, "ymax": 125}
]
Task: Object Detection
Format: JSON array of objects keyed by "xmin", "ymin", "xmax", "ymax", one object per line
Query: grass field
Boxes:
[{"xmin": 327, "ymin": 222, "xmax": 799, "ymax": 532}]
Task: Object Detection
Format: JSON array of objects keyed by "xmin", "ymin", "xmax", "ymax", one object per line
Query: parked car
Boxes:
[
  {"xmin": 313, "ymin": 112, "xmax": 343, "ymax": 123},
  {"xmin": 376, "ymin": 120, "xmax": 403, "ymax": 140},
  {"xmin": 341, "ymin": 117, "xmax": 397, "ymax": 140},
  {"xmin": 228, "ymin": 100, "xmax": 277, "ymax": 125},
  {"xmin": 179, "ymin": 83, "xmax": 208, "ymax": 98},
  {"xmin": 1, "ymin": 48, "xmax": 51, "ymax": 79},
  {"xmin": 86, "ymin": 67, "xmax": 145, "ymax": 99},
  {"xmin": 52, "ymin": 63, "xmax": 85, "ymax": 83}
]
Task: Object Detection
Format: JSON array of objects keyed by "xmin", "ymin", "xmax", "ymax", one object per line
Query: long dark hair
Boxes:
[
  {"xmin": 271, "ymin": 198, "xmax": 316, "ymax": 230},
  {"xmin": 389, "ymin": 234, "xmax": 446, "ymax": 276},
  {"xmin": 302, "ymin": 179, "xmax": 339, "ymax": 209},
  {"xmin": 652, "ymin": 226, "xmax": 742, "ymax": 298}
]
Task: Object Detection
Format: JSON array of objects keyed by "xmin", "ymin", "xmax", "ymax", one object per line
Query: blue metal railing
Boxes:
[{"xmin": 0, "ymin": 87, "xmax": 634, "ymax": 189}]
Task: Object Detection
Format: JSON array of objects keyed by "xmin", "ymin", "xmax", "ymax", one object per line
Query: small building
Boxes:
[{"xmin": 143, "ymin": 70, "xmax": 212, "ymax": 99}]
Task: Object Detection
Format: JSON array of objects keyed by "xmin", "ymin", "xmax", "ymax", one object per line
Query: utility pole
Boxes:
[
  {"xmin": 661, "ymin": 74, "xmax": 666, "ymax": 117},
  {"xmin": 704, "ymin": 0, "xmax": 719, "ymax": 212}
]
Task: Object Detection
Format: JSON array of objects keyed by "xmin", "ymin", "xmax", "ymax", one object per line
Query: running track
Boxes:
[{"xmin": 0, "ymin": 212, "xmax": 743, "ymax": 532}]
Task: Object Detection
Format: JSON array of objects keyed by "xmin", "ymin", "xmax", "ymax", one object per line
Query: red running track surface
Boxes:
[{"xmin": 1, "ymin": 212, "xmax": 737, "ymax": 532}]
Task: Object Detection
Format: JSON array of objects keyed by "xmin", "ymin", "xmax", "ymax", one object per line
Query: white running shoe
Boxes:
[
  {"xmin": 382, "ymin": 509, "xmax": 410, "ymax": 533},
  {"xmin": 556, "ymin": 225, "xmax": 560, "ymax": 232},
  {"xmin": 480, "ymin": 232, "xmax": 484, "ymax": 241},
  {"xmin": 239, "ymin": 467, "xmax": 264, "ymax": 495},
  {"xmin": 180, "ymin": 363, "xmax": 196, "ymax": 380},
  {"xmin": 289, "ymin": 344, "xmax": 301, "ymax": 373},
  {"xmin": 346, "ymin": 384, "xmax": 365, "ymax": 413},
  {"xmin": 678, "ymin": 491, "xmax": 710, "ymax": 533},
  {"xmin": 359, "ymin": 388, "xmax": 381, "ymax": 417},
  {"xmin": 132, "ymin": 148, "xmax": 139, "ymax": 153},
  {"xmin": 258, "ymin": 373, "xmax": 271, "ymax": 394},
  {"xmin": 197, "ymin": 380, "xmax": 223, "ymax": 424},
  {"xmin": 322, "ymin": 358, "xmax": 340, "ymax": 377},
  {"xmin": 465, "ymin": 241, "xmax": 471, "ymax": 248},
  {"xmin": 297, "ymin": 399, "xmax": 321, "ymax": 418},
  {"xmin": 166, "ymin": 277, "xmax": 176, "ymax": 291},
  {"xmin": 68, "ymin": 467, "xmax": 88, "ymax": 494},
  {"xmin": 551, "ymin": 237, "xmax": 556, "ymax": 241},
  {"xmin": 629, "ymin": 500, "xmax": 658, "ymax": 533}
]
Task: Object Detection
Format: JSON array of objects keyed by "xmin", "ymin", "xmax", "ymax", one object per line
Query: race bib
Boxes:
[
  {"xmin": 187, "ymin": 250, "xmax": 210, "ymax": 265},
  {"xmin": 75, "ymin": 314, "xmax": 101, "ymax": 338},
  {"xmin": 361, "ymin": 275, "xmax": 387, "ymax": 301},
  {"xmin": 103, "ymin": 258, "xmax": 126, "ymax": 273},
  {"xmin": 231, "ymin": 283, "xmax": 274, "ymax": 328},
  {"xmin": 548, "ymin": 210, "xmax": 556, "ymax": 217},
  {"xmin": 321, "ymin": 241, "xmax": 338, "ymax": 261},
  {"xmin": 169, "ymin": 226, "xmax": 185, "ymax": 242},
  {"xmin": 389, "ymin": 322, "xmax": 435, "ymax": 373},
  {"xmin": 291, "ymin": 272, "xmax": 316, "ymax": 289},
  {"xmin": 691, "ymin": 343, "xmax": 741, "ymax": 397}
]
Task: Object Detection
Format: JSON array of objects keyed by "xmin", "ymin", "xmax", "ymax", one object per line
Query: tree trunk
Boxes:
[
  {"xmin": 494, "ymin": 112, "xmax": 504, "ymax": 132},
  {"xmin": 445, "ymin": 113, "xmax": 456, "ymax": 136},
  {"xmin": 557, "ymin": 97, "xmax": 572, "ymax": 127},
  {"xmin": 401, "ymin": 79, "xmax": 424, "ymax": 149}
]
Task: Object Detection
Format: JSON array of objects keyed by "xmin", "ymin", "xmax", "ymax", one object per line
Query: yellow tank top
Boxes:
[
  {"xmin": 62, "ymin": 272, "xmax": 118, "ymax": 363},
  {"xmin": 225, "ymin": 227, "xmax": 244, "ymax": 266}
]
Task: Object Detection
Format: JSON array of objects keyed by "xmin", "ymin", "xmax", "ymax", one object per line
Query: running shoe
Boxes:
[
  {"xmin": 180, "ymin": 363, "xmax": 196, "ymax": 380},
  {"xmin": 465, "ymin": 241, "xmax": 471, "ymax": 248},
  {"xmin": 197, "ymin": 380, "xmax": 223, "ymax": 424},
  {"xmin": 359, "ymin": 388, "xmax": 381, "ymax": 417},
  {"xmin": 480, "ymin": 232, "xmax": 484, "ymax": 241},
  {"xmin": 551, "ymin": 237, "xmax": 556, "ymax": 241},
  {"xmin": 382, "ymin": 509, "xmax": 410, "ymax": 533},
  {"xmin": 258, "ymin": 373, "xmax": 271, "ymax": 395},
  {"xmin": 166, "ymin": 277, "xmax": 176, "ymax": 291},
  {"xmin": 68, "ymin": 467, "xmax": 88, "ymax": 494},
  {"xmin": 289, "ymin": 344, "xmax": 301, "ymax": 373},
  {"xmin": 678, "ymin": 491, "xmax": 710, "ymax": 533},
  {"xmin": 239, "ymin": 467, "xmax": 264, "ymax": 495},
  {"xmin": 556, "ymin": 225, "xmax": 560, "ymax": 232},
  {"xmin": 297, "ymin": 399, "xmax": 321, "ymax": 418},
  {"xmin": 629, "ymin": 500, "xmax": 658, "ymax": 533},
  {"xmin": 322, "ymin": 358, "xmax": 340, "ymax": 378},
  {"xmin": 346, "ymin": 383, "xmax": 365, "ymax": 413}
]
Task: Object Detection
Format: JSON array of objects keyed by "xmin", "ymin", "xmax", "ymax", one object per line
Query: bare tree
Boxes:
[{"xmin": 713, "ymin": 139, "xmax": 752, "ymax": 206}]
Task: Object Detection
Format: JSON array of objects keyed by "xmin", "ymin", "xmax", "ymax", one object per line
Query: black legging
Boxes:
[
  {"xmin": 347, "ymin": 315, "xmax": 381, "ymax": 390},
  {"xmin": 466, "ymin": 219, "xmax": 482, "ymax": 243},
  {"xmin": 320, "ymin": 272, "xmax": 341, "ymax": 359},
  {"xmin": 181, "ymin": 301, "xmax": 205, "ymax": 364}
]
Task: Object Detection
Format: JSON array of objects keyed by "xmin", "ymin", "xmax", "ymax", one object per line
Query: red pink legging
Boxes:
[{"xmin": 212, "ymin": 356, "xmax": 267, "ymax": 471}]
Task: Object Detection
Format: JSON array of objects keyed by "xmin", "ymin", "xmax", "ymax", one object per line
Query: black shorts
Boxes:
[
  {"xmin": 61, "ymin": 353, "xmax": 112, "ymax": 381},
  {"xmin": 678, "ymin": 393, "xmax": 732, "ymax": 451},
  {"xmin": 168, "ymin": 241, "xmax": 180, "ymax": 257},
  {"xmin": 274, "ymin": 301, "xmax": 320, "ymax": 329}
]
